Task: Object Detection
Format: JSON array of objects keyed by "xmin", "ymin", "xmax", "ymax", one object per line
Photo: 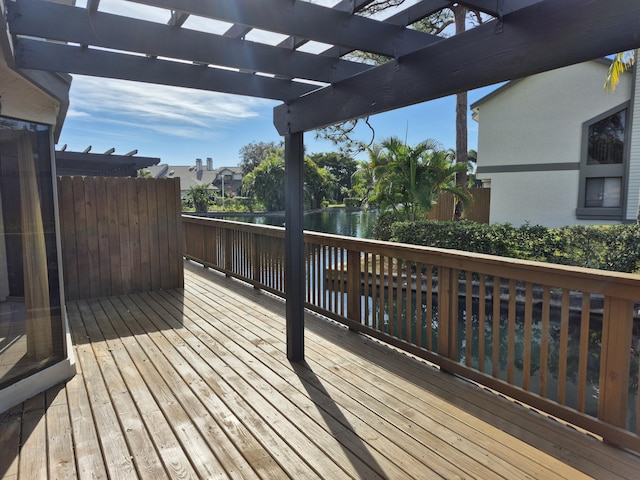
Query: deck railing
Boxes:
[{"xmin": 182, "ymin": 215, "xmax": 640, "ymax": 451}]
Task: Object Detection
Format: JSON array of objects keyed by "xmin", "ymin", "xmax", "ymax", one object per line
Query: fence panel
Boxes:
[{"xmin": 58, "ymin": 176, "xmax": 183, "ymax": 300}]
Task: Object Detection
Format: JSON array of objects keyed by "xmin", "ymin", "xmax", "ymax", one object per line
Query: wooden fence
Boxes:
[
  {"xmin": 58, "ymin": 176, "xmax": 183, "ymax": 301},
  {"xmin": 182, "ymin": 215, "xmax": 640, "ymax": 452},
  {"xmin": 427, "ymin": 187, "xmax": 491, "ymax": 223}
]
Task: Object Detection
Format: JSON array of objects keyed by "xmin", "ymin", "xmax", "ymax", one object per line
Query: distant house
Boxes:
[
  {"xmin": 472, "ymin": 59, "xmax": 640, "ymax": 228},
  {"xmin": 147, "ymin": 158, "xmax": 244, "ymax": 199},
  {"xmin": 212, "ymin": 166, "xmax": 243, "ymax": 197}
]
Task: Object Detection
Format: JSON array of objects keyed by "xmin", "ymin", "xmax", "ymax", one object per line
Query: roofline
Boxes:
[{"xmin": 469, "ymin": 57, "xmax": 616, "ymax": 111}]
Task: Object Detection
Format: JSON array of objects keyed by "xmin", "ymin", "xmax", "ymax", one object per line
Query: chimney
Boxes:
[
  {"xmin": 196, "ymin": 158, "xmax": 202, "ymax": 172},
  {"xmin": 207, "ymin": 157, "xmax": 213, "ymax": 171}
]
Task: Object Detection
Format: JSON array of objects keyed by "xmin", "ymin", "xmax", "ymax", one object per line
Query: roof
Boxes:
[
  {"xmin": 470, "ymin": 58, "xmax": 618, "ymax": 112},
  {"xmin": 147, "ymin": 164, "xmax": 220, "ymax": 191},
  {"xmin": 56, "ymin": 150, "xmax": 160, "ymax": 177},
  {"xmin": 4, "ymin": 0, "xmax": 639, "ymax": 136}
]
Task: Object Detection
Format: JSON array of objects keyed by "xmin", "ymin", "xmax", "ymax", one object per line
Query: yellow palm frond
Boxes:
[{"xmin": 605, "ymin": 50, "xmax": 636, "ymax": 92}]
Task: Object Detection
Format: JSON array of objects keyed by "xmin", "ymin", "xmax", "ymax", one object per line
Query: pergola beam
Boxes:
[
  {"xmin": 127, "ymin": 0, "xmax": 439, "ymax": 57},
  {"xmin": 8, "ymin": 0, "xmax": 371, "ymax": 84},
  {"xmin": 274, "ymin": 0, "xmax": 640, "ymax": 134},
  {"xmin": 14, "ymin": 39, "xmax": 318, "ymax": 101}
]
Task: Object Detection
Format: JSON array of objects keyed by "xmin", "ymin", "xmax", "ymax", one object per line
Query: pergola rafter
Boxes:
[{"xmin": 4, "ymin": 0, "xmax": 640, "ymax": 361}]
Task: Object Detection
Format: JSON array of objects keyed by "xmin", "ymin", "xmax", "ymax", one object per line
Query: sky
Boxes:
[
  {"xmin": 58, "ymin": 76, "xmax": 500, "ymax": 167},
  {"xmin": 56, "ymin": 0, "xmax": 502, "ymax": 168}
]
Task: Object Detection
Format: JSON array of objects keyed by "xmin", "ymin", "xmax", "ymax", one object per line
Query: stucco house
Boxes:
[
  {"xmin": 147, "ymin": 158, "xmax": 244, "ymax": 199},
  {"xmin": 472, "ymin": 59, "xmax": 640, "ymax": 228}
]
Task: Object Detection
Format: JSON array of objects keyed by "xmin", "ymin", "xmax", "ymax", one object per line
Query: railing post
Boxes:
[
  {"xmin": 224, "ymin": 227, "xmax": 233, "ymax": 276},
  {"xmin": 347, "ymin": 248, "xmax": 362, "ymax": 329},
  {"xmin": 252, "ymin": 233, "xmax": 261, "ymax": 288},
  {"xmin": 598, "ymin": 296, "xmax": 634, "ymax": 433},
  {"xmin": 437, "ymin": 266, "xmax": 457, "ymax": 362}
]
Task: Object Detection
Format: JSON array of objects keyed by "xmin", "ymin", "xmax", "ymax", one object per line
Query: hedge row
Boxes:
[{"xmin": 373, "ymin": 211, "xmax": 640, "ymax": 274}]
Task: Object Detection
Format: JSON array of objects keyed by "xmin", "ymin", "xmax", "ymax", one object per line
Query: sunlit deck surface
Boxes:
[{"xmin": 2, "ymin": 260, "xmax": 640, "ymax": 479}]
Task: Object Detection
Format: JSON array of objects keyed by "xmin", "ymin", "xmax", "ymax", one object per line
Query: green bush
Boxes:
[
  {"xmin": 344, "ymin": 197, "xmax": 361, "ymax": 207},
  {"xmin": 381, "ymin": 219, "xmax": 640, "ymax": 274}
]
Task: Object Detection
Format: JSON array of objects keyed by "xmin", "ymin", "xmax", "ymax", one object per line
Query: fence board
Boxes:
[
  {"xmin": 427, "ymin": 188, "xmax": 490, "ymax": 223},
  {"xmin": 58, "ymin": 177, "xmax": 182, "ymax": 300}
]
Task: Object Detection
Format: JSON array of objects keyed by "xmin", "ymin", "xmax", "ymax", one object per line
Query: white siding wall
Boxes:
[
  {"xmin": 627, "ymin": 66, "xmax": 640, "ymax": 222},
  {"xmin": 476, "ymin": 61, "xmax": 633, "ymax": 227}
]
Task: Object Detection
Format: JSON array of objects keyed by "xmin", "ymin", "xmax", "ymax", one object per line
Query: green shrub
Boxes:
[
  {"xmin": 379, "ymin": 218, "xmax": 640, "ymax": 274},
  {"xmin": 344, "ymin": 197, "xmax": 361, "ymax": 207}
]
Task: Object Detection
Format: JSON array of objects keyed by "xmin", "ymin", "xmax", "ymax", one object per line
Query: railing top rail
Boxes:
[{"xmin": 182, "ymin": 215, "xmax": 640, "ymax": 300}]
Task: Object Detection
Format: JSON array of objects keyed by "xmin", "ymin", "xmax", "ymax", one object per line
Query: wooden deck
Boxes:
[{"xmin": 2, "ymin": 260, "xmax": 640, "ymax": 479}]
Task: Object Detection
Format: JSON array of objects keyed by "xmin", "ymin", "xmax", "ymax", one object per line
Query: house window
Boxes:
[{"xmin": 577, "ymin": 105, "xmax": 628, "ymax": 219}]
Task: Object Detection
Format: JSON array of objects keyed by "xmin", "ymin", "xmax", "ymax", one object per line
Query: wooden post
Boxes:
[
  {"xmin": 598, "ymin": 297, "xmax": 634, "ymax": 432},
  {"xmin": 252, "ymin": 233, "xmax": 261, "ymax": 288},
  {"xmin": 437, "ymin": 266, "xmax": 457, "ymax": 361},
  {"xmin": 285, "ymin": 132, "xmax": 305, "ymax": 361},
  {"xmin": 224, "ymin": 227, "xmax": 233, "ymax": 276},
  {"xmin": 347, "ymin": 248, "xmax": 361, "ymax": 329}
]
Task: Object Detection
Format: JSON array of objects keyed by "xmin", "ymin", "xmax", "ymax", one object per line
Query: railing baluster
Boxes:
[
  {"xmin": 577, "ymin": 292, "xmax": 591, "ymax": 412},
  {"xmin": 478, "ymin": 274, "xmax": 486, "ymax": 373},
  {"xmin": 523, "ymin": 282, "xmax": 533, "ymax": 391},
  {"xmin": 558, "ymin": 289, "xmax": 570, "ymax": 405},
  {"xmin": 347, "ymin": 248, "xmax": 361, "ymax": 326},
  {"xmin": 426, "ymin": 265, "xmax": 433, "ymax": 351},
  {"xmin": 465, "ymin": 270, "xmax": 473, "ymax": 367},
  {"xmin": 507, "ymin": 279, "xmax": 516, "ymax": 384},
  {"xmin": 492, "ymin": 276, "xmax": 501, "ymax": 378},
  {"xmin": 540, "ymin": 286, "xmax": 550, "ymax": 398},
  {"xmin": 387, "ymin": 257, "xmax": 393, "ymax": 336}
]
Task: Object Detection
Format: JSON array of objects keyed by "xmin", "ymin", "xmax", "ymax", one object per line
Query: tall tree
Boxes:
[
  {"xmin": 308, "ymin": 152, "xmax": 358, "ymax": 202},
  {"xmin": 238, "ymin": 141, "xmax": 281, "ymax": 175},
  {"xmin": 316, "ymin": 4, "xmax": 483, "ymax": 219},
  {"xmin": 242, "ymin": 156, "xmax": 286, "ymax": 211}
]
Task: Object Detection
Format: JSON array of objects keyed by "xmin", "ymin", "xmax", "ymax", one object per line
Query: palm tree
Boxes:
[
  {"xmin": 369, "ymin": 137, "xmax": 470, "ymax": 221},
  {"xmin": 605, "ymin": 50, "xmax": 636, "ymax": 92},
  {"xmin": 185, "ymin": 184, "xmax": 213, "ymax": 213}
]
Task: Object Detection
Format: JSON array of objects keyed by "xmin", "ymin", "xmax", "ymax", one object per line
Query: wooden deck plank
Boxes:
[
  {"xmin": 126, "ymin": 291, "xmax": 352, "ymax": 479},
  {"xmin": 114, "ymin": 294, "xmax": 295, "ymax": 480},
  {"xmin": 148, "ymin": 289, "xmax": 400, "ymax": 480},
  {"xmin": 94, "ymin": 296, "xmax": 260, "ymax": 480},
  {"xmin": 7, "ymin": 259, "xmax": 640, "ymax": 480},
  {"xmin": 18, "ymin": 393, "xmax": 47, "ymax": 480},
  {"xmin": 168, "ymin": 286, "xmax": 462, "ymax": 479},
  {"xmin": 184, "ymin": 276, "xmax": 545, "ymax": 480},
  {"xmin": 183, "ymin": 281, "xmax": 558, "ymax": 480},
  {"xmin": 76, "ymin": 300, "xmax": 171, "ymax": 480},
  {"xmin": 183, "ymin": 263, "xmax": 640, "ymax": 479},
  {"xmin": 66, "ymin": 303, "xmax": 138, "ymax": 479},
  {"xmin": 45, "ymin": 384, "xmax": 78, "ymax": 479},
  {"xmin": 0, "ymin": 405, "xmax": 21, "ymax": 480}
]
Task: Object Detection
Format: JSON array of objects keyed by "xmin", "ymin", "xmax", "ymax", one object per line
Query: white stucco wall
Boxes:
[
  {"xmin": 628, "ymin": 66, "xmax": 640, "ymax": 222},
  {"xmin": 475, "ymin": 61, "xmax": 634, "ymax": 227}
]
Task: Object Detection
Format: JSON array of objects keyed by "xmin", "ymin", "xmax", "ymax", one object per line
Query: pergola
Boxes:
[{"xmin": 4, "ymin": 0, "xmax": 639, "ymax": 361}]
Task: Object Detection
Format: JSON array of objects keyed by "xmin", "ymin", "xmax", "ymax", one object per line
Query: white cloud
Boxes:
[{"xmin": 68, "ymin": 75, "xmax": 275, "ymax": 137}]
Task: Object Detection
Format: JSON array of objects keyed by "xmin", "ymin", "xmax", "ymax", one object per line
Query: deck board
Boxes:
[{"xmin": 3, "ymin": 259, "xmax": 640, "ymax": 479}]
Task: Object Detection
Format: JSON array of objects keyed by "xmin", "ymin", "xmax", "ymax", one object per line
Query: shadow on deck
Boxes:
[{"xmin": 1, "ymin": 259, "xmax": 639, "ymax": 479}]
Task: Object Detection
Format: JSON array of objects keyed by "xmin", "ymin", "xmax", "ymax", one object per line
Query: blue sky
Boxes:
[{"xmin": 57, "ymin": 75, "xmax": 500, "ymax": 167}]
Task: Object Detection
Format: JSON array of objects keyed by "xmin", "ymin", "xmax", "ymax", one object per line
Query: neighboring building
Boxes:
[
  {"xmin": 212, "ymin": 166, "xmax": 243, "ymax": 197},
  {"xmin": 147, "ymin": 158, "xmax": 244, "ymax": 199},
  {"xmin": 472, "ymin": 59, "xmax": 640, "ymax": 228}
]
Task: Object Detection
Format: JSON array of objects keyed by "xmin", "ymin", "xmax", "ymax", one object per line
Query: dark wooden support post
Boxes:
[{"xmin": 285, "ymin": 132, "xmax": 305, "ymax": 361}]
